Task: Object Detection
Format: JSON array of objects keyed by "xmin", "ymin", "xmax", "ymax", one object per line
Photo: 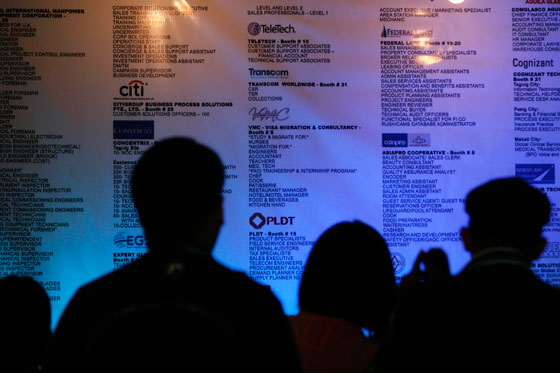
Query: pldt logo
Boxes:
[
  {"xmin": 113, "ymin": 120, "xmax": 154, "ymax": 140},
  {"xmin": 114, "ymin": 232, "xmax": 147, "ymax": 249},
  {"xmin": 249, "ymin": 212, "xmax": 295, "ymax": 229},
  {"xmin": 382, "ymin": 133, "xmax": 408, "ymax": 147},
  {"xmin": 248, "ymin": 22, "xmax": 295, "ymax": 35},
  {"xmin": 391, "ymin": 252, "xmax": 406, "ymax": 274},
  {"xmin": 515, "ymin": 164, "xmax": 555, "ymax": 184},
  {"xmin": 119, "ymin": 80, "xmax": 147, "ymax": 97}
]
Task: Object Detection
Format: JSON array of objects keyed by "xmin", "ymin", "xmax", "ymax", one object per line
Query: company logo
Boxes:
[
  {"xmin": 382, "ymin": 133, "xmax": 408, "ymax": 147},
  {"xmin": 409, "ymin": 133, "xmax": 431, "ymax": 147},
  {"xmin": 248, "ymin": 23, "xmax": 295, "ymax": 35},
  {"xmin": 114, "ymin": 232, "xmax": 147, "ymax": 249},
  {"xmin": 249, "ymin": 68, "xmax": 289, "ymax": 79},
  {"xmin": 515, "ymin": 163, "xmax": 555, "ymax": 184},
  {"xmin": 391, "ymin": 252, "xmax": 406, "ymax": 274},
  {"xmin": 247, "ymin": 22, "xmax": 261, "ymax": 35},
  {"xmin": 249, "ymin": 212, "xmax": 295, "ymax": 229},
  {"xmin": 381, "ymin": 26, "xmax": 434, "ymax": 38},
  {"xmin": 249, "ymin": 107, "xmax": 290, "ymax": 122},
  {"xmin": 119, "ymin": 80, "xmax": 147, "ymax": 97},
  {"xmin": 113, "ymin": 120, "xmax": 154, "ymax": 140}
]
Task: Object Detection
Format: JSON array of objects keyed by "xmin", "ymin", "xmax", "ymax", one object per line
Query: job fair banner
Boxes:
[{"xmin": 1, "ymin": 0, "xmax": 559, "ymax": 326}]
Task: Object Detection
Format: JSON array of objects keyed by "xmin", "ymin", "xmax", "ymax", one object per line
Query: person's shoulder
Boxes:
[{"xmin": 208, "ymin": 258, "xmax": 272, "ymax": 295}]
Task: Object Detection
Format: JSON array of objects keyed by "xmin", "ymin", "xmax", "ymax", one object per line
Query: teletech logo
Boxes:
[
  {"xmin": 248, "ymin": 22, "xmax": 295, "ymax": 35},
  {"xmin": 249, "ymin": 212, "xmax": 295, "ymax": 229},
  {"xmin": 515, "ymin": 163, "xmax": 555, "ymax": 184},
  {"xmin": 119, "ymin": 80, "xmax": 147, "ymax": 97}
]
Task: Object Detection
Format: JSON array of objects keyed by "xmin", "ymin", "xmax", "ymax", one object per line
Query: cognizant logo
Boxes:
[{"xmin": 249, "ymin": 68, "xmax": 289, "ymax": 79}]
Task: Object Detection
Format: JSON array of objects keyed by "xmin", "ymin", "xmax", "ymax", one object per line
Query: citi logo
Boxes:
[
  {"xmin": 248, "ymin": 22, "xmax": 296, "ymax": 35},
  {"xmin": 120, "ymin": 80, "xmax": 147, "ymax": 97},
  {"xmin": 249, "ymin": 212, "xmax": 295, "ymax": 229}
]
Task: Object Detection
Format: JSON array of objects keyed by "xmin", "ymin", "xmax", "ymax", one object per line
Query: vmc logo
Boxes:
[
  {"xmin": 119, "ymin": 80, "xmax": 147, "ymax": 97},
  {"xmin": 249, "ymin": 212, "xmax": 295, "ymax": 229}
]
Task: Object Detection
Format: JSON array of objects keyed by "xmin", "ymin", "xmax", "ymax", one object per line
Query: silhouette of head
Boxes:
[
  {"xmin": 131, "ymin": 137, "xmax": 224, "ymax": 250},
  {"xmin": 298, "ymin": 221, "xmax": 396, "ymax": 336},
  {"xmin": 463, "ymin": 177, "xmax": 550, "ymax": 259},
  {"xmin": 0, "ymin": 275, "xmax": 51, "ymax": 372}
]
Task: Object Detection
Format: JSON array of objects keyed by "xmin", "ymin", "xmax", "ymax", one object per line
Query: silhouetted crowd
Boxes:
[{"xmin": 2, "ymin": 138, "xmax": 559, "ymax": 373}]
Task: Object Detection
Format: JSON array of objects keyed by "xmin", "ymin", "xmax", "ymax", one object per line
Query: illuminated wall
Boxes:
[{"xmin": 1, "ymin": 0, "xmax": 559, "ymax": 327}]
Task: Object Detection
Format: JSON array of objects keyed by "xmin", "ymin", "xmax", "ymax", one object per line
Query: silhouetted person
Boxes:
[
  {"xmin": 290, "ymin": 221, "xmax": 395, "ymax": 373},
  {"xmin": 46, "ymin": 138, "xmax": 301, "ymax": 372},
  {"xmin": 0, "ymin": 275, "xmax": 51, "ymax": 373},
  {"xmin": 374, "ymin": 177, "xmax": 560, "ymax": 373}
]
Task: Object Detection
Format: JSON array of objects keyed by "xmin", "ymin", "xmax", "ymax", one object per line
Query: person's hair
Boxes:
[
  {"xmin": 131, "ymin": 137, "xmax": 224, "ymax": 246},
  {"xmin": 298, "ymin": 221, "xmax": 396, "ymax": 336},
  {"xmin": 465, "ymin": 177, "xmax": 550, "ymax": 253}
]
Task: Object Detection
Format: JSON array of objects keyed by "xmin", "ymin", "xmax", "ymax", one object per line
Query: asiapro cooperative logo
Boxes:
[
  {"xmin": 119, "ymin": 80, "xmax": 147, "ymax": 97},
  {"xmin": 248, "ymin": 22, "xmax": 295, "ymax": 35},
  {"xmin": 382, "ymin": 133, "xmax": 431, "ymax": 147},
  {"xmin": 409, "ymin": 133, "xmax": 431, "ymax": 147},
  {"xmin": 381, "ymin": 25, "xmax": 433, "ymax": 38},
  {"xmin": 515, "ymin": 163, "xmax": 555, "ymax": 184},
  {"xmin": 382, "ymin": 133, "xmax": 408, "ymax": 147}
]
